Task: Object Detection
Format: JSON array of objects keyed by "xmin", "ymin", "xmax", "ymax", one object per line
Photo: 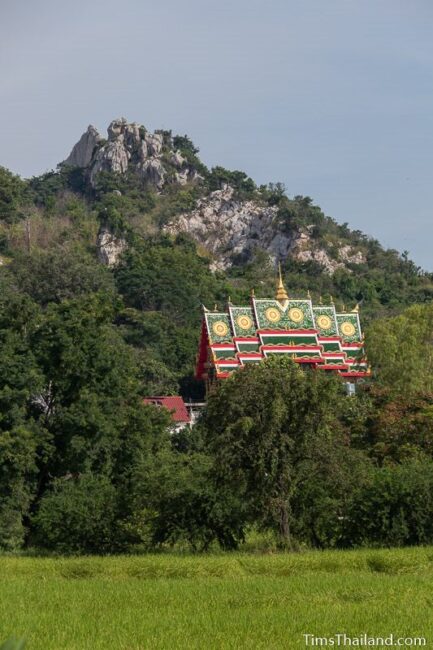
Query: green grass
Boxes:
[{"xmin": 1, "ymin": 547, "xmax": 432, "ymax": 649}]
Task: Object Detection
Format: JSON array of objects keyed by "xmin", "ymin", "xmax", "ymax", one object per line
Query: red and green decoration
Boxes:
[{"xmin": 196, "ymin": 269, "xmax": 370, "ymax": 384}]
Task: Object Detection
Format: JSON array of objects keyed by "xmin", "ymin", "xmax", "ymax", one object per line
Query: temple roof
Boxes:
[{"xmin": 196, "ymin": 274, "xmax": 370, "ymax": 382}]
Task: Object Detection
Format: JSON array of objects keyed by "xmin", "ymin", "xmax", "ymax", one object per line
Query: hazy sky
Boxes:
[{"xmin": 1, "ymin": 0, "xmax": 432, "ymax": 269}]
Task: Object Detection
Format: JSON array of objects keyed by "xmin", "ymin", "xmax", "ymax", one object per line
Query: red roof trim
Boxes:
[
  {"xmin": 295, "ymin": 359, "xmax": 322, "ymax": 364},
  {"xmin": 319, "ymin": 364, "xmax": 349, "ymax": 371},
  {"xmin": 258, "ymin": 329, "xmax": 318, "ymax": 335}
]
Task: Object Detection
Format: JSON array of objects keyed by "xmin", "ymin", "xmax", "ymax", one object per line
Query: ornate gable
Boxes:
[{"xmin": 196, "ymin": 273, "xmax": 370, "ymax": 386}]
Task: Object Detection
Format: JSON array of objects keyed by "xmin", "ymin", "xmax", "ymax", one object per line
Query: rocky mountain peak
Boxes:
[{"xmin": 63, "ymin": 118, "xmax": 200, "ymax": 190}]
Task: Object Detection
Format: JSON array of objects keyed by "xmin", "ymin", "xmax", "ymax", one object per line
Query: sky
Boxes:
[{"xmin": 1, "ymin": 0, "xmax": 432, "ymax": 269}]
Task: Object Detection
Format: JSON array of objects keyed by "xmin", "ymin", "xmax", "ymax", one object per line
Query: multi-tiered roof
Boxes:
[{"xmin": 196, "ymin": 268, "xmax": 370, "ymax": 384}]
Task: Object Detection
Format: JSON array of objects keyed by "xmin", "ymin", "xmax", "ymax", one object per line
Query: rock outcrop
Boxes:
[
  {"xmin": 63, "ymin": 125, "xmax": 102, "ymax": 168},
  {"xmin": 96, "ymin": 225, "xmax": 127, "ymax": 266},
  {"xmin": 64, "ymin": 118, "xmax": 199, "ymax": 190},
  {"xmin": 165, "ymin": 185, "xmax": 365, "ymax": 274},
  {"xmin": 139, "ymin": 158, "xmax": 166, "ymax": 189},
  {"xmin": 165, "ymin": 186, "xmax": 284, "ymax": 271}
]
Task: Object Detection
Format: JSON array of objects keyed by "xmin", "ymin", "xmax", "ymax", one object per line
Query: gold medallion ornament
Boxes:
[
  {"xmin": 316, "ymin": 314, "xmax": 332, "ymax": 331},
  {"xmin": 340, "ymin": 321, "xmax": 356, "ymax": 337},
  {"xmin": 288, "ymin": 307, "xmax": 304, "ymax": 324},
  {"xmin": 265, "ymin": 307, "xmax": 281, "ymax": 324},
  {"xmin": 236, "ymin": 314, "xmax": 253, "ymax": 331},
  {"xmin": 212, "ymin": 320, "xmax": 229, "ymax": 337}
]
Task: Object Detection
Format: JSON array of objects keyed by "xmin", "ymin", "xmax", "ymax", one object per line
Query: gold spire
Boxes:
[
  {"xmin": 250, "ymin": 288, "xmax": 255, "ymax": 298},
  {"xmin": 214, "ymin": 303, "xmax": 218, "ymax": 312},
  {"xmin": 307, "ymin": 290, "xmax": 311, "ymax": 300},
  {"xmin": 276, "ymin": 262, "xmax": 289, "ymax": 303},
  {"xmin": 319, "ymin": 295, "xmax": 323, "ymax": 305},
  {"xmin": 351, "ymin": 302, "xmax": 360, "ymax": 313}
]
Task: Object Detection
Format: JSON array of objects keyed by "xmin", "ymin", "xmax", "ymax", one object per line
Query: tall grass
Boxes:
[{"xmin": 0, "ymin": 547, "xmax": 431, "ymax": 649}]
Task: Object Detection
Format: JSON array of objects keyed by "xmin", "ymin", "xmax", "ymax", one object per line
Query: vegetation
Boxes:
[
  {"xmin": 0, "ymin": 548, "xmax": 432, "ymax": 649},
  {"xmin": 1, "ymin": 132, "xmax": 433, "ymax": 555},
  {"xmin": 201, "ymin": 359, "xmax": 347, "ymax": 548}
]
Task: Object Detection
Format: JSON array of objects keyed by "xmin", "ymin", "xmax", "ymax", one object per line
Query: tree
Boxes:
[
  {"xmin": 32, "ymin": 473, "xmax": 119, "ymax": 553},
  {"xmin": 200, "ymin": 357, "xmax": 346, "ymax": 547},
  {"xmin": 0, "ymin": 167, "xmax": 29, "ymax": 223},
  {"xmin": 367, "ymin": 303, "xmax": 433, "ymax": 394},
  {"xmin": 29, "ymin": 293, "xmax": 153, "ymax": 478},
  {"xmin": 10, "ymin": 246, "xmax": 115, "ymax": 306},
  {"xmin": 206, "ymin": 167, "xmax": 256, "ymax": 197},
  {"xmin": 173, "ymin": 134, "xmax": 199, "ymax": 155},
  {"xmin": 0, "ymin": 288, "xmax": 43, "ymax": 548},
  {"xmin": 343, "ymin": 460, "xmax": 433, "ymax": 547},
  {"xmin": 122, "ymin": 448, "xmax": 240, "ymax": 551}
]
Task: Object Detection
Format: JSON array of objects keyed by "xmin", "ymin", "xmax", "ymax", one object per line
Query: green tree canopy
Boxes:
[
  {"xmin": 200, "ymin": 357, "xmax": 347, "ymax": 547},
  {"xmin": 366, "ymin": 303, "xmax": 433, "ymax": 394}
]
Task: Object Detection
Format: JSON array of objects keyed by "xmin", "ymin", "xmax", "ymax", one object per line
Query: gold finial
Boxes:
[
  {"xmin": 352, "ymin": 303, "xmax": 360, "ymax": 313},
  {"xmin": 250, "ymin": 288, "xmax": 255, "ymax": 298},
  {"xmin": 319, "ymin": 295, "xmax": 323, "ymax": 305},
  {"xmin": 342, "ymin": 304, "xmax": 346, "ymax": 312},
  {"xmin": 276, "ymin": 262, "xmax": 289, "ymax": 303},
  {"xmin": 227, "ymin": 295, "xmax": 232, "ymax": 304},
  {"xmin": 214, "ymin": 303, "xmax": 218, "ymax": 312},
  {"xmin": 330, "ymin": 295, "xmax": 334, "ymax": 305},
  {"xmin": 307, "ymin": 290, "xmax": 311, "ymax": 300}
]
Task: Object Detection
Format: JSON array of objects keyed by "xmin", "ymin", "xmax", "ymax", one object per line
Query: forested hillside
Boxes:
[
  {"xmin": 1, "ymin": 119, "xmax": 432, "ymax": 396},
  {"xmin": 1, "ymin": 119, "xmax": 433, "ymax": 553}
]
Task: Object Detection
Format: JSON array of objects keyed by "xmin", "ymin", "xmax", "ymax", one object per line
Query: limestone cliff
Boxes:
[{"xmin": 165, "ymin": 186, "xmax": 365, "ymax": 274}]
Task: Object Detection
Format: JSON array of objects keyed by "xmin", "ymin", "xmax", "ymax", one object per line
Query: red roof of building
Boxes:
[{"xmin": 143, "ymin": 396, "xmax": 191, "ymax": 423}]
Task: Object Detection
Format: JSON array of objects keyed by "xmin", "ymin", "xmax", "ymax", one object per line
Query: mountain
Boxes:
[
  {"xmin": 1, "ymin": 117, "xmax": 433, "ymax": 395},
  {"xmin": 58, "ymin": 119, "xmax": 370, "ymax": 275}
]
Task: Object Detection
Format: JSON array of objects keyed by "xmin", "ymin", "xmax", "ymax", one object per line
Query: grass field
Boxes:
[{"xmin": 1, "ymin": 547, "xmax": 432, "ymax": 649}]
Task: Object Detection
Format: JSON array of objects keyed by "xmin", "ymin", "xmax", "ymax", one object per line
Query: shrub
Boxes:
[{"xmin": 33, "ymin": 474, "xmax": 118, "ymax": 554}]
